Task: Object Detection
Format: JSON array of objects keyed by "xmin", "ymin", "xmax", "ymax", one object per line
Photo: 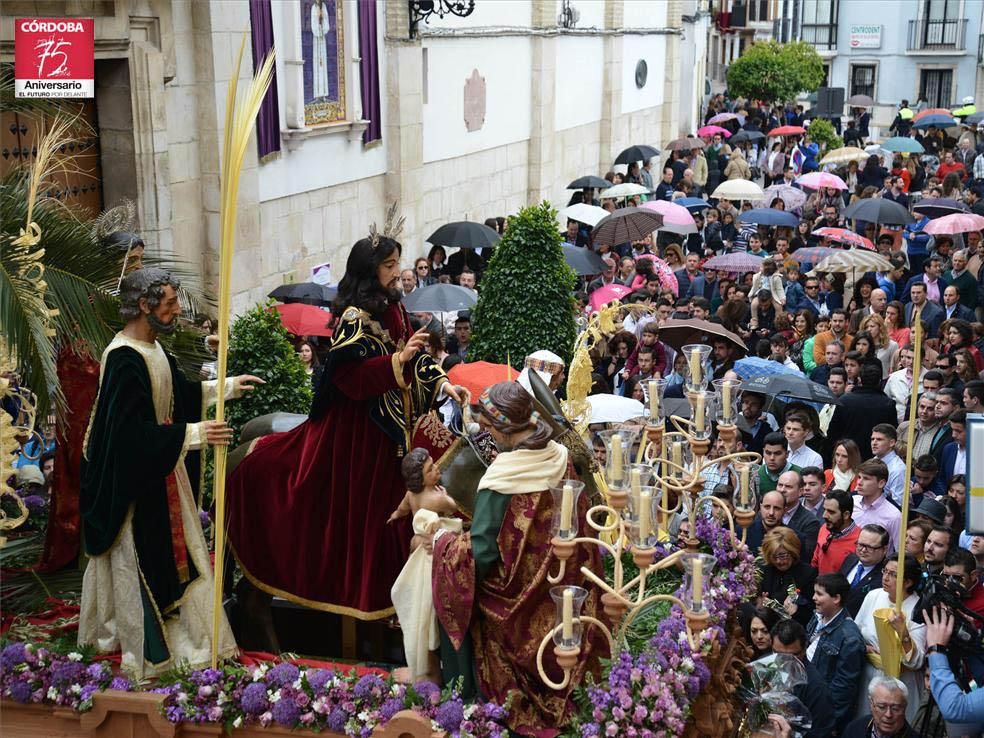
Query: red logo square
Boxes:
[{"xmin": 15, "ymin": 18, "xmax": 94, "ymax": 98}]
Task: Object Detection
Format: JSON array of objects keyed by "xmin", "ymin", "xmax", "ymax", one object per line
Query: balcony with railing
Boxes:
[
  {"xmin": 907, "ymin": 18, "xmax": 968, "ymax": 52},
  {"xmin": 801, "ymin": 23, "xmax": 838, "ymax": 51}
]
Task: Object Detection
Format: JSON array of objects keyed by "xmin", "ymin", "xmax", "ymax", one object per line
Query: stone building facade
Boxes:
[{"xmin": 2, "ymin": 0, "xmax": 692, "ymax": 315}]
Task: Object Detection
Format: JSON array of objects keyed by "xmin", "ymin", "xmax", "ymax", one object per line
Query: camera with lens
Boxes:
[{"xmin": 915, "ymin": 573, "xmax": 984, "ymax": 660}]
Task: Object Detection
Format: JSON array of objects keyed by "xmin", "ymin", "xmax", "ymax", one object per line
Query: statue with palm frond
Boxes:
[{"xmin": 77, "ymin": 268, "xmax": 263, "ymax": 677}]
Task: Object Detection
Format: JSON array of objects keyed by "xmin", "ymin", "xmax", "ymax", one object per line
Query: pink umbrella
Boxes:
[
  {"xmin": 708, "ymin": 112, "xmax": 738, "ymax": 125},
  {"xmin": 796, "ymin": 171, "xmax": 848, "ymax": 191},
  {"xmin": 633, "ymin": 254, "xmax": 679, "ymax": 296},
  {"xmin": 697, "ymin": 125, "xmax": 731, "ymax": 138},
  {"xmin": 812, "ymin": 227, "xmax": 875, "ymax": 250},
  {"xmin": 589, "ymin": 283, "xmax": 633, "ymax": 311},
  {"xmin": 922, "ymin": 212, "xmax": 984, "ymax": 235},
  {"xmin": 640, "ymin": 200, "xmax": 697, "ymax": 234}
]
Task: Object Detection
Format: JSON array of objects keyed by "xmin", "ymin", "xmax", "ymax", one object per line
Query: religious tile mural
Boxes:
[{"xmin": 302, "ymin": 0, "xmax": 346, "ymax": 125}]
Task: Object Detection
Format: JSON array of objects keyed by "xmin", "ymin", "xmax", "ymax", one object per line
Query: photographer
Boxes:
[{"xmin": 925, "ymin": 606, "xmax": 984, "ymax": 732}]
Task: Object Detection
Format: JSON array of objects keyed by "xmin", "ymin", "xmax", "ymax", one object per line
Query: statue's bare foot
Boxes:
[{"xmin": 392, "ymin": 667, "xmax": 413, "ymax": 684}]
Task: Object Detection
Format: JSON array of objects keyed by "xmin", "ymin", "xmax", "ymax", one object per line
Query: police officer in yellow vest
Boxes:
[
  {"xmin": 954, "ymin": 95, "xmax": 977, "ymax": 120},
  {"xmin": 891, "ymin": 100, "xmax": 914, "ymax": 137}
]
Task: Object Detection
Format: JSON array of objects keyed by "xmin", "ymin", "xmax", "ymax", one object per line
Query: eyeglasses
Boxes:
[
  {"xmin": 856, "ymin": 542, "xmax": 885, "ymax": 552},
  {"xmin": 871, "ymin": 703, "xmax": 905, "ymax": 714},
  {"xmin": 416, "ymin": 265, "xmax": 428, "ymax": 271},
  {"xmin": 805, "ymin": 285, "xmax": 819, "ymax": 290}
]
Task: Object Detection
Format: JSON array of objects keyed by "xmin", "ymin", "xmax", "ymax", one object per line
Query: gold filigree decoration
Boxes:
[{"xmin": 0, "ymin": 370, "xmax": 37, "ymax": 544}]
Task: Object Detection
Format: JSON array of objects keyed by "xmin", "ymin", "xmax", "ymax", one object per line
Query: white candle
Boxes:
[
  {"xmin": 562, "ymin": 588, "xmax": 573, "ymax": 641},
  {"xmin": 639, "ymin": 490, "xmax": 652, "ymax": 544},
  {"xmin": 611, "ymin": 433, "xmax": 623, "ymax": 481},
  {"xmin": 693, "ymin": 558, "xmax": 704, "ymax": 610},
  {"xmin": 695, "ymin": 393, "xmax": 705, "ymax": 433},
  {"xmin": 722, "ymin": 381, "xmax": 732, "ymax": 420},
  {"xmin": 560, "ymin": 482, "xmax": 573, "ymax": 535},
  {"xmin": 631, "ymin": 467, "xmax": 642, "ymax": 507},
  {"xmin": 648, "ymin": 380, "xmax": 659, "ymax": 419},
  {"xmin": 672, "ymin": 442, "xmax": 682, "ymax": 473},
  {"xmin": 740, "ymin": 465, "xmax": 750, "ymax": 507},
  {"xmin": 689, "ymin": 347, "xmax": 702, "ymax": 385}
]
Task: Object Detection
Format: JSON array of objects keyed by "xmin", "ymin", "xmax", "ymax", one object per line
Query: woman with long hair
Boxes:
[
  {"xmin": 945, "ymin": 319, "xmax": 984, "ymax": 371},
  {"xmin": 791, "ymin": 220, "xmax": 815, "ymax": 251},
  {"xmin": 431, "ymin": 382, "xmax": 604, "ymax": 730},
  {"xmin": 859, "ymin": 314, "xmax": 899, "ymax": 378},
  {"xmin": 599, "ymin": 330, "xmax": 637, "ymax": 395},
  {"xmin": 955, "ymin": 348, "xmax": 980, "ymax": 383},
  {"xmin": 884, "ymin": 301, "xmax": 911, "ymax": 348},
  {"xmin": 740, "ymin": 606, "xmax": 782, "ymax": 660},
  {"xmin": 942, "ymin": 171, "xmax": 963, "ymax": 199},
  {"xmin": 825, "ymin": 439, "xmax": 861, "ymax": 493},
  {"xmin": 227, "ymin": 231, "xmax": 467, "ymax": 624},
  {"xmin": 298, "ymin": 339, "xmax": 323, "ymax": 389},
  {"xmin": 789, "ymin": 309, "xmax": 816, "ymax": 371},
  {"xmin": 428, "ymin": 244, "xmax": 448, "ymax": 279}
]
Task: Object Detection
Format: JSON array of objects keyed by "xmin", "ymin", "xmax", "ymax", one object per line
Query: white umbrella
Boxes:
[
  {"xmin": 587, "ymin": 394, "xmax": 645, "ymax": 424},
  {"xmin": 599, "ymin": 183, "xmax": 649, "ymax": 199},
  {"xmin": 559, "ymin": 203, "xmax": 610, "ymax": 227},
  {"xmin": 711, "ymin": 179, "xmax": 765, "ymax": 201},
  {"xmin": 814, "ymin": 250, "xmax": 894, "ymax": 273}
]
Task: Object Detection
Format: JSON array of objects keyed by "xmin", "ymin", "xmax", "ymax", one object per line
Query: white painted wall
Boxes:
[
  {"xmin": 258, "ymin": 0, "xmax": 388, "ymax": 202},
  {"xmin": 424, "ymin": 0, "xmax": 532, "ymax": 29},
  {"xmin": 621, "ymin": 34, "xmax": 667, "ymax": 114},
  {"xmin": 421, "ymin": 37, "xmax": 532, "ymax": 162},
  {"xmin": 623, "ymin": 0, "xmax": 669, "ymax": 30},
  {"xmin": 554, "ymin": 36, "xmax": 604, "ymax": 130}
]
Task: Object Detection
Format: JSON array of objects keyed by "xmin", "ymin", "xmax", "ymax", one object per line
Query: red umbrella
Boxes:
[
  {"xmin": 812, "ymin": 227, "xmax": 875, "ymax": 250},
  {"xmin": 273, "ymin": 303, "xmax": 333, "ymax": 336},
  {"xmin": 448, "ymin": 361, "xmax": 519, "ymax": 399},
  {"xmin": 913, "ymin": 107, "xmax": 954, "ymax": 122},
  {"xmin": 768, "ymin": 125, "xmax": 807, "ymax": 136}
]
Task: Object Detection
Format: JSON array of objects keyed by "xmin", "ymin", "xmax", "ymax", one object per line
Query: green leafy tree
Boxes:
[
  {"xmin": 806, "ymin": 118, "xmax": 843, "ymax": 153},
  {"xmin": 726, "ymin": 40, "xmax": 825, "ymax": 104},
  {"xmin": 468, "ymin": 202, "xmax": 577, "ymax": 367}
]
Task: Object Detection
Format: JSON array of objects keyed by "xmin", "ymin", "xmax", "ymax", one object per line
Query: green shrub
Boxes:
[
  {"xmin": 468, "ymin": 202, "xmax": 577, "ymax": 367},
  {"xmin": 807, "ymin": 117, "xmax": 844, "ymax": 153}
]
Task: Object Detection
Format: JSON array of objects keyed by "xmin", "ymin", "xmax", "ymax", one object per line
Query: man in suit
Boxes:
[
  {"xmin": 905, "ymin": 282, "xmax": 945, "ymax": 338},
  {"xmin": 826, "ymin": 363, "xmax": 899, "ymax": 461},
  {"xmin": 778, "ymin": 469, "xmax": 821, "ymax": 563},
  {"xmin": 903, "ymin": 256, "xmax": 949, "ymax": 305},
  {"xmin": 839, "ymin": 523, "xmax": 889, "ymax": 617},
  {"xmin": 940, "ymin": 408, "xmax": 968, "ymax": 483},
  {"xmin": 673, "ymin": 252, "xmax": 702, "ymax": 298},
  {"xmin": 587, "ymin": 257, "xmax": 619, "ymax": 293},
  {"xmin": 848, "ymin": 288, "xmax": 888, "ymax": 334},
  {"xmin": 687, "ymin": 268, "xmax": 720, "ymax": 302},
  {"xmin": 942, "ymin": 284, "xmax": 976, "ymax": 322}
]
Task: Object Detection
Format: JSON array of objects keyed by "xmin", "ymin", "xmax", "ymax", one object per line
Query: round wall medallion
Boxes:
[{"xmin": 635, "ymin": 59, "xmax": 648, "ymax": 89}]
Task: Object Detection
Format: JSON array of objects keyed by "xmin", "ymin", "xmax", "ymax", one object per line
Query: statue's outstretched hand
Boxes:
[
  {"xmin": 399, "ymin": 327, "xmax": 430, "ymax": 364},
  {"xmin": 445, "ymin": 384, "xmax": 469, "ymax": 406},
  {"xmin": 236, "ymin": 375, "xmax": 266, "ymax": 393},
  {"xmin": 202, "ymin": 420, "xmax": 234, "ymax": 446}
]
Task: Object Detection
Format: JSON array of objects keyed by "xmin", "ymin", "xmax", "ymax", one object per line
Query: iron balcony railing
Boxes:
[
  {"xmin": 907, "ymin": 17, "xmax": 967, "ymax": 51},
  {"xmin": 800, "ymin": 23, "xmax": 837, "ymax": 51}
]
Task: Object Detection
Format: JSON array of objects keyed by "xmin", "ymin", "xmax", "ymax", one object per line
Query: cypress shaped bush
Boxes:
[{"xmin": 468, "ymin": 202, "xmax": 577, "ymax": 367}]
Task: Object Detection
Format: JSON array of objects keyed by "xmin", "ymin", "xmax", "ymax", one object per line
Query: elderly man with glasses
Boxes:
[{"xmin": 841, "ymin": 676, "xmax": 921, "ymax": 738}]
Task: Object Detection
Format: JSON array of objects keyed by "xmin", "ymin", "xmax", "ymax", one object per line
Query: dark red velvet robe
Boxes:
[{"xmin": 226, "ymin": 303, "xmax": 445, "ymax": 619}]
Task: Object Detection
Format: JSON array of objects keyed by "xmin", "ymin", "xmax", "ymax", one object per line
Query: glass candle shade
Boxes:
[
  {"xmin": 712, "ymin": 378, "xmax": 740, "ymax": 426},
  {"xmin": 644, "ymin": 377, "xmax": 669, "ymax": 424},
  {"xmin": 681, "ymin": 553, "xmax": 718, "ymax": 613},
  {"xmin": 550, "ymin": 479, "xmax": 585, "ymax": 540},
  {"xmin": 733, "ymin": 461, "xmax": 757, "ymax": 511},
  {"xmin": 596, "ymin": 428, "xmax": 641, "ymax": 488},
  {"xmin": 550, "ymin": 585, "xmax": 589, "ymax": 649},
  {"xmin": 686, "ymin": 390, "xmax": 713, "ymax": 441},
  {"xmin": 682, "ymin": 343, "xmax": 712, "ymax": 393},
  {"xmin": 660, "ymin": 434, "xmax": 692, "ymax": 480},
  {"xmin": 627, "ymin": 485, "xmax": 660, "ymax": 548}
]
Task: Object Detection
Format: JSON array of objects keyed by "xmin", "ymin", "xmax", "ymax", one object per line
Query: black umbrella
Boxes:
[
  {"xmin": 731, "ymin": 130, "xmax": 765, "ymax": 144},
  {"xmin": 965, "ymin": 112, "xmax": 984, "ymax": 126},
  {"xmin": 912, "ymin": 198, "xmax": 970, "ymax": 219},
  {"xmin": 591, "ymin": 207, "xmax": 664, "ymax": 246},
  {"xmin": 268, "ymin": 282, "xmax": 336, "ymax": 306},
  {"xmin": 740, "ymin": 374, "xmax": 841, "ymax": 405},
  {"xmin": 403, "ymin": 284, "xmax": 477, "ymax": 313},
  {"xmin": 562, "ymin": 244, "xmax": 607, "ymax": 276},
  {"xmin": 614, "ymin": 144, "xmax": 660, "ymax": 165},
  {"xmin": 427, "ymin": 221, "xmax": 501, "ymax": 250},
  {"xmin": 567, "ymin": 176, "xmax": 611, "ymax": 190},
  {"xmin": 841, "ymin": 198, "xmax": 915, "ymax": 225}
]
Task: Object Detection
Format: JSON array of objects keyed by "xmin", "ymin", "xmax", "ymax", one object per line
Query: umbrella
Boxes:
[
  {"xmin": 599, "ymin": 183, "xmax": 649, "ymax": 199},
  {"xmin": 589, "ymin": 283, "xmax": 633, "ymax": 311},
  {"xmin": 796, "ymin": 171, "xmax": 848, "ymax": 191},
  {"xmin": 820, "ymin": 147, "xmax": 868, "ymax": 166},
  {"xmin": 882, "ymin": 137, "xmax": 925, "ymax": 154},
  {"xmin": 740, "ymin": 374, "xmax": 841, "ymax": 405},
  {"xmin": 711, "ymin": 179, "xmax": 765, "ymax": 201},
  {"xmin": 656, "ymin": 318, "xmax": 747, "ymax": 355},
  {"xmin": 614, "ymin": 144, "xmax": 660, "ymax": 165},
  {"xmin": 731, "ymin": 130, "xmax": 765, "ymax": 144},
  {"xmin": 912, "ymin": 114, "xmax": 957, "ymax": 129},
  {"xmin": 789, "ymin": 247, "xmax": 835, "ymax": 267},
  {"xmin": 403, "ymin": 283, "xmax": 477, "ymax": 313},
  {"xmin": 813, "ymin": 227, "xmax": 875, "ymax": 250},
  {"xmin": 273, "ymin": 303, "xmax": 332, "ymax": 337},
  {"xmin": 697, "ymin": 125, "xmax": 731, "ymax": 138},
  {"xmin": 587, "ymin": 394, "xmax": 646, "ymax": 424},
  {"xmin": 268, "ymin": 281, "xmax": 335, "ymax": 306},
  {"xmin": 841, "ymin": 198, "xmax": 915, "ymax": 225},
  {"xmin": 560, "ymin": 203, "xmax": 609, "ymax": 227},
  {"xmin": 428, "ymin": 221, "xmax": 501, "ymax": 250},
  {"xmin": 641, "ymin": 200, "xmax": 697, "ymax": 234},
  {"xmin": 665, "ymin": 137, "xmax": 705, "ymax": 151},
  {"xmin": 591, "ymin": 207, "xmax": 664, "ymax": 246},
  {"xmin": 707, "ymin": 112, "xmax": 739, "ymax": 125},
  {"xmin": 965, "ymin": 112, "xmax": 984, "ymax": 126},
  {"xmin": 922, "ymin": 212, "xmax": 984, "ymax": 235},
  {"xmin": 914, "ymin": 107, "xmax": 954, "ymax": 122},
  {"xmin": 768, "ymin": 125, "xmax": 807, "ymax": 136},
  {"xmin": 846, "ymin": 94, "xmax": 874, "ymax": 107},
  {"xmin": 634, "ymin": 254, "xmax": 679, "ymax": 295},
  {"xmin": 562, "ymin": 244, "xmax": 608, "ymax": 276},
  {"xmin": 448, "ymin": 361, "xmax": 519, "ymax": 399},
  {"xmin": 567, "ymin": 175, "xmax": 611, "ymax": 190},
  {"xmin": 758, "ymin": 184, "xmax": 807, "ymax": 210},
  {"xmin": 814, "ymin": 250, "xmax": 894, "ymax": 273},
  {"xmin": 739, "ymin": 208, "xmax": 800, "ymax": 227},
  {"xmin": 912, "ymin": 198, "xmax": 969, "ymax": 218},
  {"xmin": 733, "ymin": 356, "xmax": 803, "ymax": 380},
  {"xmin": 702, "ymin": 252, "xmax": 767, "ymax": 273},
  {"xmin": 676, "ymin": 197, "xmax": 711, "ymax": 212}
]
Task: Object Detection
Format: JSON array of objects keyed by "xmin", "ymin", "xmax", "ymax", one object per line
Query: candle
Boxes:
[
  {"xmin": 560, "ymin": 482, "xmax": 573, "ymax": 535},
  {"xmin": 648, "ymin": 380, "xmax": 659, "ymax": 419},
  {"xmin": 611, "ymin": 433, "xmax": 623, "ymax": 482},
  {"xmin": 689, "ymin": 347, "xmax": 702, "ymax": 385},
  {"xmin": 562, "ymin": 588, "xmax": 573, "ymax": 641},
  {"xmin": 672, "ymin": 442, "xmax": 682, "ymax": 474},
  {"xmin": 695, "ymin": 393, "xmax": 705, "ymax": 433},
  {"xmin": 693, "ymin": 558, "xmax": 704, "ymax": 610},
  {"xmin": 658, "ymin": 487, "xmax": 667, "ymax": 532},
  {"xmin": 722, "ymin": 381, "xmax": 732, "ymax": 421},
  {"xmin": 740, "ymin": 465, "xmax": 750, "ymax": 507},
  {"xmin": 639, "ymin": 490, "xmax": 651, "ymax": 544}
]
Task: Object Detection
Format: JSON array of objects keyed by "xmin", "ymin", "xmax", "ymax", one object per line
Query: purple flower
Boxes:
[
  {"xmin": 353, "ymin": 673, "xmax": 385, "ymax": 700},
  {"xmin": 50, "ymin": 660, "xmax": 85, "ymax": 688},
  {"xmin": 305, "ymin": 668, "xmax": 333, "ymax": 694},
  {"xmin": 109, "ymin": 676, "xmax": 131, "ymax": 691},
  {"xmin": 266, "ymin": 662, "xmax": 300, "ymax": 688},
  {"xmin": 413, "ymin": 679, "xmax": 441, "ymax": 705},
  {"xmin": 1, "ymin": 643, "xmax": 29, "ymax": 669},
  {"xmin": 326, "ymin": 707, "xmax": 348, "ymax": 732},
  {"xmin": 240, "ymin": 682, "xmax": 269, "ymax": 715},
  {"xmin": 271, "ymin": 696, "xmax": 301, "ymax": 726},
  {"xmin": 22, "ymin": 495, "xmax": 46, "ymax": 512},
  {"xmin": 8, "ymin": 680, "xmax": 33, "ymax": 703},
  {"xmin": 199, "ymin": 510, "xmax": 211, "ymax": 526},
  {"xmin": 86, "ymin": 663, "xmax": 105, "ymax": 680},
  {"xmin": 379, "ymin": 696, "xmax": 404, "ymax": 721},
  {"xmin": 434, "ymin": 698, "xmax": 464, "ymax": 732}
]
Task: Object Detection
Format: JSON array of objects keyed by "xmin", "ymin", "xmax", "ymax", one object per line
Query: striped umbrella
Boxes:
[
  {"xmin": 820, "ymin": 147, "xmax": 868, "ymax": 166},
  {"xmin": 591, "ymin": 207, "xmax": 664, "ymax": 246},
  {"xmin": 702, "ymin": 252, "xmax": 766, "ymax": 273},
  {"xmin": 813, "ymin": 227, "xmax": 875, "ymax": 250},
  {"xmin": 814, "ymin": 250, "xmax": 894, "ymax": 273},
  {"xmin": 790, "ymin": 247, "xmax": 836, "ymax": 267}
]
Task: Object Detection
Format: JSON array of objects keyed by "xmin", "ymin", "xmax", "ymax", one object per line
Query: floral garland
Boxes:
[
  {"xmin": 575, "ymin": 518, "xmax": 757, "ymax": 738},
  {"xmin": 1, "ymin": 643, "xmax": 508, "ymax": 738}
]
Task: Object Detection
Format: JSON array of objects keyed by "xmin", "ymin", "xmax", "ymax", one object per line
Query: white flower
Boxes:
[
  {"xmin": 176, "ymin": 692, "xmax": 189, "ymax": 703},
  {"xmin": 233, "ymin": 716, "xmax": 243, "ymax": 729},
  {"xmin": 358, "ymin": 710, "xmax": 370, "ymax": 722},
  {"xmin": 67, "ymin": 652, "xmax": 83, "ymax": 662},
  {"xmin": 269, "ymin": 689, "xmax": 281, "ymax": 703},
  {"xmin": 47, "ymin": 687, "xmax": 59, "ymax": 700},
  {"xmin": 71, "ymin": 684, "xmax": 82, "ymax": 695},
  {"xmin": 390, "ymin": 685, "xmax": 401, "ymax": 696},
  {"xmin": 292, "ymin": 677, "xmax": 303, "ymax": 690},
  {"xmin": 252, "ymin": 668, "xmax": 264, "ymax": 682},
  {"xmin": 217, "ymin": 691, "xmax": 228, "ymax": 705},
  {"xmin": 464, "ymin": 704, "xmax": 476, "ymax": 719},
  {"xmin": 681, "ymin": 657, "xmax": 695, "ymax": 671}
]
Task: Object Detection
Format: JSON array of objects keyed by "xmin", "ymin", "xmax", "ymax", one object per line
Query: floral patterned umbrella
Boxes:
[
  {"xmin": 757, "ymin": 184, "xmax": 807, "ymax": 210},
  {"xmin": 634, "ymin": 254, "xmax": 679, "ymax": 296}
]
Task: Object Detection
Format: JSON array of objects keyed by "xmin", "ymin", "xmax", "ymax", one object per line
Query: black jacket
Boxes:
[
  {"xmin": 796, "ymin": 658, "xmax": 838, "ymax": 738},
  {"xmin": 841, "ymin": 715, "xmax": 921, "ymax": 738},
  {"xmin": 786, "ymin": 505, "xmax": 822, "ymax": 565},
  {"xmin": 825, "ymin": 386, "xmax": 898, "ymax": 461},
  {"xmin": 839, "ymin": 553, "xmax": 886, "ymax": 618}
]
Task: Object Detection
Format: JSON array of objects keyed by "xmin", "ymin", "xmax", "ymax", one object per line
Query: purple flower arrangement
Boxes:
[
  {"xmin": 1, "ymin": 642, "xmax": 509, "ymax": 737},
  {"xmin": 576, "ymin": 518, "xmax": 756, "ymax": 738}
]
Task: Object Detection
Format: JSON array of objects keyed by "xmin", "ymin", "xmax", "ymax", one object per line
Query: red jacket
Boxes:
[
  {"xmin": 812, "ymin": 524, "xmax": 861, "ymax": 574},
  {"xmin": 936, "ymin": 161, "xmax": 967, "ymax": 181}
]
